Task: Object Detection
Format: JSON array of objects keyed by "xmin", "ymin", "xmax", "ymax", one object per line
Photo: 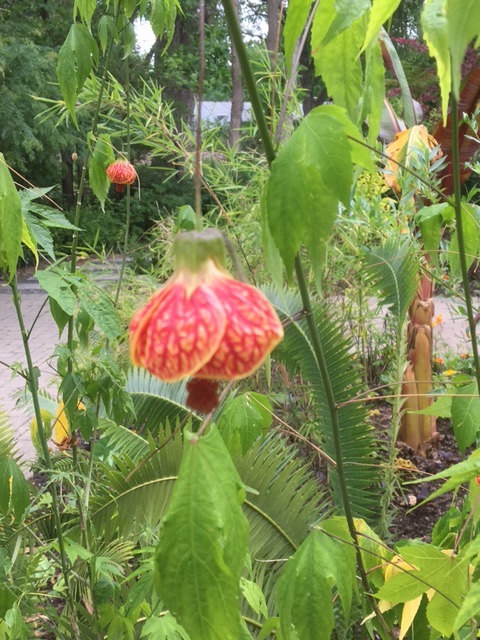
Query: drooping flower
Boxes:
[
  {"xmin": 106, "ymin": 160, "xmax": 137, "ymax": 192},
  {"xmin": 129, "ymin": 230, "xmax": 284, "ymax": 385}
]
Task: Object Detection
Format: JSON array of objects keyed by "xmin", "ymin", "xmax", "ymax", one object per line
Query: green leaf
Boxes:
[
  {"xmin": 447, "ymin": 0, "xmax": 480, "ymax": 100},
  {"xmin": 78, "ymin": 280, "xmax": 123, "ymax": 339},
  {"xmin": 155, "ymin": 428, "xmax": 249, "ymax": 640},
  {"xmin": 89, "ymin": 134, "xmax": 115, "ymax": 210},
  {"xmin": 277, "ymin": 529, "xmax": 355, "ymax": 640},
  {"xmin": 98, "ymin": 15, "xmax": 118, "ymax": 54},
  {"xmin": 362, "ymin": 41, "xmax": 386, "ymax": 144},
  {"xmin": 121, "ymin": 20, "xmax": 136, "ymax": 59},
  {"xmin": 217, "ymin": 392, "xmax": 272, "ymax": 456},
  {"xmin": 0, "ymin": 153, "xmax": 22, "ymax": 279},
  {"xmin": 454, "ymin": 582, "xmax": 480, "ymax": 631},
  {"xmin": 422, "ymin": 0, "xmax": 451, "ymax": 124},
  {"xmin": 22, "ymin": 210, "xmax": 54, "ymax": 261},
  {"xmin": 415, "ymin": 204, "xmax": 448, "ymax": 268},
  {"xmin": 312, "ymin": 14, "xmax": 366, "ymax": 123},
  {"xmin": 0, "ymin": 455, "xmax": 29, "ymax": 521},
  {"xmin": 362, "ymin": 0, "xmax": 402, "ymax": 52},
  {"xmin": 35, "ymin": 270, "xmax": 76, "ymax": 316},
  {"xmin": 265, "ymin": 106, "xmax": 365, "ymax": 277},
  {"xmin": 379, "ymin": 29, "xmax": 417, "ymax": 128},
  {"xmin": 148, "ymin": 0, "xmax": 178, "ymax": 47},
  {"xmin": 322, "ymin": 0, "xmax": 371, "ymax": 46},
  {"xmin": 451, "ymin": 382, "xmax": 480, "ymax": 453},
  {"xmin": 412, "ymin": 394, "xmax": 452, "ymax": 418},
  {"xmin": 449, "ymin": 204, "xmax": 480, "ymax": 278},
  {"xmin": 240, "ymin": 578, "xmax": 268, "ymax": 619},
  {"xmin": 141, "ymin": 613, "xmax": 190, "ymax": 639},
  {"xmin": 73, "ymin": 0, "xmax": 97, "ymax": 30},
  {"xmin": 176, "ymin": 205, "xmax": 196, "ymax": 231},
  {"xmin": 57, "ymin": 24, "xmax": 98, "ymax": 124},
  {"xmin": 284, "ymin": 0, "xmax": 315, "ymax": 73}
]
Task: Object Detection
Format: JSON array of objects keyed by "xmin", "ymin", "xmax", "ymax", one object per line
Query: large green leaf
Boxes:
[
  {"xmin": 35, "ymin": 269, "xmax": 77, "ymax": 316},
  {"xmin": 265, "ymin": 105, "xmax": 368, "ymax": 278},
  {"xmin": 277, "ymin": 528, "xmax": 356, "ymax": 640},
  {"xmin": 322, "ymin": 0, "xmax": 371, "ymax": 46},
  {"xmin": 447, "ymin": 0, "xmax": 480, "ymax": 100},
  {"xmin": 449, "ymin": 203, "xmax": 480, "ymax": 278},
  {"xmin": 77, "ymin": 279, "xmax": 122, "ymax": 339},
  {"xmin": 361, "ymin": 40, "xmax": 386, "ymax": 144},
  {"xmin": 283, "ymin": 0, "xmax": 315, "ymax": 73},
  {"xmin": 312, "ymin": 14, "xmax": 367, "ymax": 123},
  {"xmin": 376, "ymin": 542, "xmax": 469, "ymax": 637},
  {"xmin": 89, "ymin": 134, "xmax": 115, "ymax": 210},
  {"xmin": 362, "ymin": 0, "xmax": 402, "ymax": 52},
  {"xmin": 56, "ymin": 24, "xmax": 98, "ymax": 124},
  {"xmin": 0, "ymin": 153, "xmax": 22, "ymax": 279},
  {"xmin": 422, "ymin": 0, "xmax": 451, "ymax": 123},
  {"xmin": 0, "ymin": 455, "xmax": 29, "ymax": 522},
  {"xmin": 155, "ymin": 428, "xmax": 249, "ymax": 640},
  {"xmin": 451, "ymin": 382, "xmax": 480, "ymax": 453},
  {"xmin": 268, "ymin": 289, "xmax": 381, "ymax": 520}
]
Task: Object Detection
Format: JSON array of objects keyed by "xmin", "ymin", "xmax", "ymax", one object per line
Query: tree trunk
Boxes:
[
  {"xmin": 229, "ymin": 0, "xmax": 243, "ymax": 146},
  {"xmin": 266, "ymin": 0, "xmax": 281, "ymax": 56}
]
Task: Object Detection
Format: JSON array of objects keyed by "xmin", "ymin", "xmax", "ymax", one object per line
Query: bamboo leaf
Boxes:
[{"xmin": 155, "ymin": 428, "xmax": 249, "ymax": 640}]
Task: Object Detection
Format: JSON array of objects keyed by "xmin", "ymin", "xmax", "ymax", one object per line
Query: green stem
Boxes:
[
  {"xmin": 221, "ymin": 1, "xmax": 393, "ymax": 635},
  {"xmin": 450, "ymin": 91, "xmax": 480, "ymax": 394},
  {"xmin": 10, "ymin": 277, "xmax": 71, "ymax": 598},
  {"xmin": 114, "ymin": 57, "xmax": 132, "ymax": 308},
  {"xmin": 66, "ymin": 40, "xmax": 115, "ymax": 469}
]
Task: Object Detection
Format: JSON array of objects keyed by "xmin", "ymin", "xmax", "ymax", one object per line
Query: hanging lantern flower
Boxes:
[
  {"xmin": 129, "ymin": 230, "xmax": 284, "ymax": 410},
  {"xmin": 106, "ymin": 159, "xmax": 137, "ymax": 192},
  {"xmin": 52, "ymin": 401, "xmax": 86, "ymax": 449}
]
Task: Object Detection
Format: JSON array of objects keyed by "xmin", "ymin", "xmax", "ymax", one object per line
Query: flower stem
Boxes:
[
  {"xmin": 450, "ymin": 91, "xmax": 480, "ymax": 395},
  {"xmin": 10, "ymin": 277, "xmax": 71, "ymax": 598},
  {"xmin": 221, "ymin": 1, "xmax": 393, "ymax": 634},
  {"xmin": 114, "ymin": 56, "xmax": 132, "ymax": 308}
]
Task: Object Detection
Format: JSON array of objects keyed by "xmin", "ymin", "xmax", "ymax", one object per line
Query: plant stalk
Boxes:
[
  {"xmin": 450, "ymin": 91, "xmax": 480, "ymax": 394},
  {"xmin": 10, "ymin": 277, "xmax": 71, "ymax": 598},
  {"xmin": 221, "ymin": 0, "xmax": 393, "ymax": 634}
]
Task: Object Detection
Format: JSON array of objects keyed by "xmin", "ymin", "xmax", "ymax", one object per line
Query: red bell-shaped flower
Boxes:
[
  {"xmin": 106, "ymin": 160, "xmax": 137, "ymax": 192},
  {"xmin": 129, "ymin": 230, "xmax": 284, "ymax": 382}
]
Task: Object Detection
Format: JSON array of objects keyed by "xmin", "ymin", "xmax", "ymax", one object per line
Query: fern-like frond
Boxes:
[
  {"xmin": 267, "ymin": 288, "xmax": 381, "ymax": 521},
  {"xmin": 125, "ymin": 367, "xmax": 201, "ymax": 434},
  {"xmin": 362, "ymin": 238, "xmax": 420, "ymax": 334}
]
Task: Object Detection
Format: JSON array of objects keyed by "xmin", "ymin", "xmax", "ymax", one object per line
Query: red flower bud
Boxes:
[
  {"xmin": 106, "ymin": 160, "xmax": 137, "ymax": 188},
  {"xmin": 129, "ymin": 230, "xmax": 284, "ymax": 382}
]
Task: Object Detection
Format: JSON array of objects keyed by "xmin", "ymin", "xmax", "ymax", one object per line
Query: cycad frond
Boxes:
[
  {"xmin": 267, "ymin": 288, "xmax": 381, "ymax": 521},
  {"xmin": 362, "ymin": 238, "xmax": 420, "ymax": 332},
  {"xmin": 125, "ymin": 367, "xmax": 201, "ymax": 434}
]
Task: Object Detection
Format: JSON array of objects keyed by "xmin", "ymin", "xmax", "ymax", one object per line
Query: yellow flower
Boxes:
[{"xmin": 444, "ymin": 369, "xmax": 457, "ymax": 376}]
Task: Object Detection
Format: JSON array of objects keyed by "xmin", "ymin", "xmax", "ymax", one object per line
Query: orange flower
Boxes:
[
  {"xmin": 433, "ymin": 356, "xmax": 444, "ymax": 365},
  {"xmin": 129, "ymin": 230, "xmax": 284, "ymax": 384},
  {"xmin": 106, "ymin": 159, "xmax": 137, "ymax": 192}
]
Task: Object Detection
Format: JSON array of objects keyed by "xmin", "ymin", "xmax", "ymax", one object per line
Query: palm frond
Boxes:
[
  {"xmin": 125, "ymin": 367, "xmax": 201, "ymax": 434},
  {"xmin": 267, "ymin": 288, "xmax": 381, "ymax": 521},
  {"xmin": 362, "ymin": 237, "xmax": 420, "ymax": 335}
]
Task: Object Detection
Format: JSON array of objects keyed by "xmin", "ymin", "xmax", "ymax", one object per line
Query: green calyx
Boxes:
[{"xmin": 174, "ymin": 229, "xmax": 227, "ymax": 272}]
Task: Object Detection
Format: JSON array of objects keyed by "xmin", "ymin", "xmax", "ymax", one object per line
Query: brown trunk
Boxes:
[
  {"xmin": 229, "ymin": 0, "xmax": 243, "ymax": 146},
  {"xmin": 266, "ymin": 0, "xmax": 281, "ymax": 56}
]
